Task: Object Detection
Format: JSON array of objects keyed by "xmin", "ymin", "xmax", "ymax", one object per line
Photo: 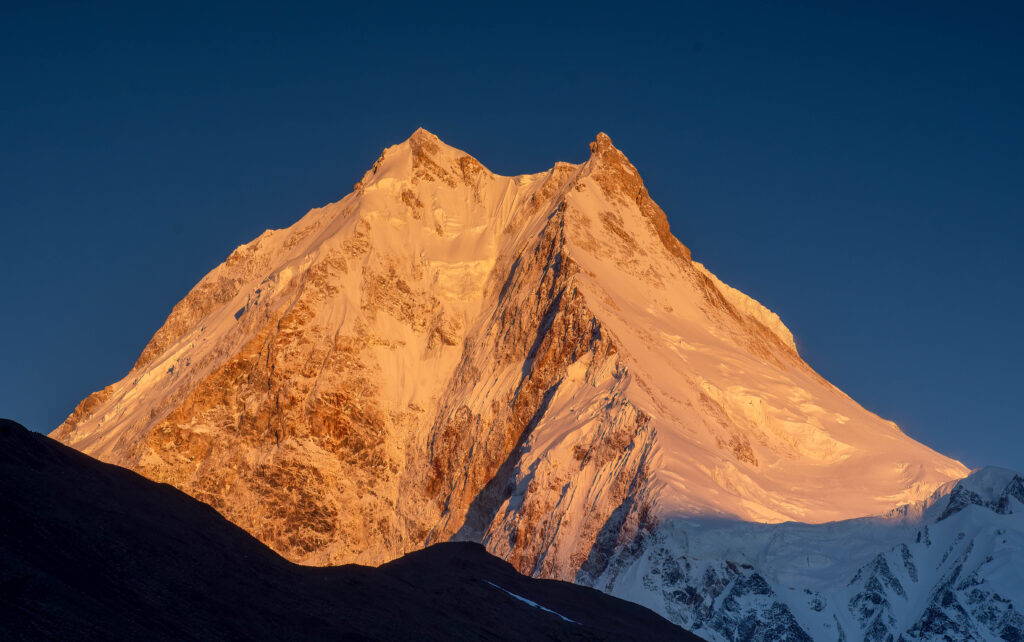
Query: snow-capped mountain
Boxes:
[
  {"xmin": 594, "ymin": 466, "xmax": 1023, "ymax": 640},
  {"xmin": 54, "ymin": 130, "xmax": 1017, "ymax": 639}
]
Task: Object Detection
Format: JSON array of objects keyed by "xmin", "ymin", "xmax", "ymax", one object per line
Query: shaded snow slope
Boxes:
[{"xmin": 589, "ymin": 466, "xmax": 1023, "ymax": 641}]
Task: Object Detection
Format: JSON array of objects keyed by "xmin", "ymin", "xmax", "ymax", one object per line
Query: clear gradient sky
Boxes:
[{"xmin": 2, "ymin": 2, "xmax": 1022, "ymax": 471}]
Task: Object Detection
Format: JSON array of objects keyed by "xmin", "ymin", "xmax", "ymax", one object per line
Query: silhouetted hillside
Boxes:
[{"xmin": 0, "ymin": 419, "xmax": 695, "ymax": 640}]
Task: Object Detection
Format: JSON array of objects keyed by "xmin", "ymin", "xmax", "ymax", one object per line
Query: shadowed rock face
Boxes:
[{"xmin": 0, "ymin": 418, "xmax": 696, "ymax": 641}]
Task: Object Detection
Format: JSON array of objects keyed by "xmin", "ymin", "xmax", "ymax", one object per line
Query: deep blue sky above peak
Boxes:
[{"xmin": 1, "ymin": 2, "xmax": 1021, "ymax": 471}]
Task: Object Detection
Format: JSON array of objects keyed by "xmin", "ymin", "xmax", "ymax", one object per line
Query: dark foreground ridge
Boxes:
[{"xmin": 0, "ymin": 419, "xmax": 697, "ymax": 641}]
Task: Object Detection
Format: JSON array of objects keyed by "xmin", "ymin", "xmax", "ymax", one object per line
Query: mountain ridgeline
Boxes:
[{"xmin": 52, "ymin": 131, "xmax": 1021, "ymax": 640}]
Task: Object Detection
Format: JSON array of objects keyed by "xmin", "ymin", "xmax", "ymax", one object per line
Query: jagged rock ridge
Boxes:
[{"xmin": 53, "ymin": 130, "xmax": 989, "ymax": 637}]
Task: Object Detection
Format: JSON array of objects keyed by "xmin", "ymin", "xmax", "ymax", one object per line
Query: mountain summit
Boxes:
[{"xmin": 52, "ymin": 130, "xmax": 980, "ymax": 637}]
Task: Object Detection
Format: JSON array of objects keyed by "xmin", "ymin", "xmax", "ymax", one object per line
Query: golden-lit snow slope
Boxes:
[
  {"xmin": 53, "ymin": 130, "xmax": 967, "ymax": 571},
  {"xmin": 555, "ymin": 134, "xmax": 967, "ymax": 524}
]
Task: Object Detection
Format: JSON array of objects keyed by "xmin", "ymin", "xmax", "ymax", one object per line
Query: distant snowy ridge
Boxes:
[
  {"xmin": 634, "ymin": 466, "xmax": 1019, "ymax": 642},
  {"xmin": 587, "ymin": 466, "xmax": 1023, "ymax": 640}
]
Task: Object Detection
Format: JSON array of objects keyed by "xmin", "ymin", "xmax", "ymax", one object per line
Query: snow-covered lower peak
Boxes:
[
  {"xmin": 948, "ymin": 466, "xmax": 1022, "ymax": 503},
  {"xmin": 590, "ymin": 467, "xmax": 1024, "ymax": 640},
  {"xmin": 51, "ymin": 129, "xmax": 980, "ymax": 633}
]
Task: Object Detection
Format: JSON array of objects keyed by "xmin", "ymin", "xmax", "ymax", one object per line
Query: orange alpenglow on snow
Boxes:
[{"xmin": 53, "ymin": 130, "xmax": 987, "ymax": 639}]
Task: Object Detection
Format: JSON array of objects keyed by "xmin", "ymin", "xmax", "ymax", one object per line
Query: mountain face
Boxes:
[
  {"xmin": 51, "ymin": 130, "xmax": 1005, "ymax": 638},
  {"xmin": 1, "ymin": 419, "xmax": 692, "ymax": 641}
]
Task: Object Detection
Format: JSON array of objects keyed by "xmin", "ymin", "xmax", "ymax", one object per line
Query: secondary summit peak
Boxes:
[
  {"xmin": 355, "ymin": 127, "xmax": 489, "ymax": 190},
  {"xmin": 584, "ymin": 131, "xmax": 635, "ymax": 173},
  {"xmin": 589, "ymin": 131, "xmax": 615, "ymax": 154},
  {"xmin": 406, "ymin": 126, "xmax": 441, "ymax": 145}
]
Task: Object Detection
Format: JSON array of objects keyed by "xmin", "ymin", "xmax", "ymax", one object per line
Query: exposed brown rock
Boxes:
[{"xmin": 586, "ymin": 133, "xmax": 691, "ymax": 264}]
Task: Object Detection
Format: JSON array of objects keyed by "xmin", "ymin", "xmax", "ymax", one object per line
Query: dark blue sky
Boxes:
[{"xmin": 2, "ymin": 2, "xmax": 1021, "ymax": 471}]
